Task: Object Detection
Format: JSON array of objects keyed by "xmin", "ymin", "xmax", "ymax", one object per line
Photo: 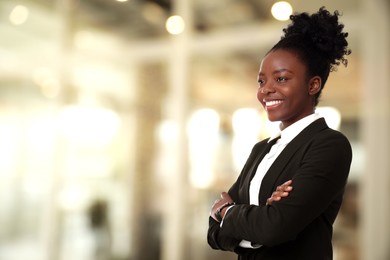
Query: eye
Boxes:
[
  {"xmin": 276, "ymin": 77, "xmax": 287, "ymax": 82},
  {"xmin": 258, "ymin": 79, "xmax": 265, "ymax": 86}
]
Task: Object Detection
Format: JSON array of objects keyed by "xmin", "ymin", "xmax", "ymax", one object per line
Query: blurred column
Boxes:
[
  {"xmin": 42, "ymin": 0, "xmax": 79, "ymax": 260},
  {"xmin": 42, "ymin": 0, "xmax": 78, "ymax": 259},
  {"xmin": 130, "ymin": 64, "xmax": 166, "ymax": 260},
  {"xmin": 160, "ymin": 0, "xmax": 192, "ymax": 259},
  {"xmin": 360, "ymin": 0, "xmax": 390, "ymax": 259}
]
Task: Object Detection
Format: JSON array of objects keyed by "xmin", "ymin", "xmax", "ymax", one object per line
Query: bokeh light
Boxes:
[
  {"xmin": 271, "ymin": 1, "xmax": 293, "ymax": 21},
  {"xmin": 166, "ymin": 15, "xmax": 185, "ymax": 35},
  {"xmin": 9, "ymin": 5, "xmax": 29, "ymax": 25}
]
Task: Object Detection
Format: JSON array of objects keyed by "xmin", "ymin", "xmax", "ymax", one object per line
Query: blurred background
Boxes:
[{"xmin": 0, "ymin": 0, "xmax": 389, "ymax": 259}]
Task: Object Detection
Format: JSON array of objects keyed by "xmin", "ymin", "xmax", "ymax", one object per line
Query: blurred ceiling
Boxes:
[
  {"xmin": 2, "ymin": 0, "xmax": 389, "ymax": 121},
  {"xmin": 79, "ymin": 0, "xmax": 390, "ymax": 123},
  {"xmin": 4, "ymin": 0, "xmax": 364, "ymax": 40},
  {"xmin": 74, "ymin": 0, "xmax": 271, "ymax": 39},
  {"xmin": 74, "ymin": 0, "xmax": 363, "ymax": 40}
]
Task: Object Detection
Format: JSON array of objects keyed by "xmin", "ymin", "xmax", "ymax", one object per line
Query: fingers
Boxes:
[
  {"xmin": 266, "ymin": 191, "xmax": 282, "ymax": 205},
  {"xmin": 266, "ymin": 180, "xmax": 293, "ymax": 205},
  {"xmin": 266, "ymin": 196, "xmax": 277, "ymax": 205},
  {"xmin": 277, "ymin": 180, "xmax": 292, "ymax": 190},
  {"xmin": 277, "ymin": 180, "xmax": 293, "ymax": 193},
  {"xmin": 210, "ymin": 192, "xmax": 235, "ymax": 222},
  {"xmin": 274, "ymin": 181, "xmax": 293, "ymax": 197},
  {"xmin": 221, "ymin": 192, "xmax": 234, "ymax": 203}
]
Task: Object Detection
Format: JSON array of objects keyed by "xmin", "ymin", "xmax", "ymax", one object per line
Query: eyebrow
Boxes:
[{"xmin": 258, "ymin": 68, "xmax": 293, "ymax": 76}]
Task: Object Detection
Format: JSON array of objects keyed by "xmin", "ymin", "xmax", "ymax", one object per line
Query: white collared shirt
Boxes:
[{"xmin": 239, "ymin": 113, "xmax": 322, "ymax": 248}]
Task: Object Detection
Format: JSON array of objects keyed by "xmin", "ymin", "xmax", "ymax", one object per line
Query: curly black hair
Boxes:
[{"xmin": 270, "ymin": 7, "xmax": 351, "ymax": 105}]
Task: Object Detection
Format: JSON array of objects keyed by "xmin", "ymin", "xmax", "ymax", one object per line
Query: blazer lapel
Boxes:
[
  {"xmin": 248, "ymin": 137, "xmax": 280, "ymax": 181},
  {"xmin": 258, "ymin": 118, "xmax": 329, "ymax": 205},
  {"xmin": 240, "ymin": 138, "xmax": 279, "ymax": 203}
]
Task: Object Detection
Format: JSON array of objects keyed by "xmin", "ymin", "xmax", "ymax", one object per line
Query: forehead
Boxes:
[{"xmin": 259, "ymin": 49, "xmax": 306, "ymax": 73}]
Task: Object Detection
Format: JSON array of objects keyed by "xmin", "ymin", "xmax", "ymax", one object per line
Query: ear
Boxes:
[{"xmin": 308, "ymin": 76, "xmax": 321, "ymax": 96}]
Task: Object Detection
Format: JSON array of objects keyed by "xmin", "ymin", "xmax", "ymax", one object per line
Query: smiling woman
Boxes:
[
  {"xmin": 257, "ymin": 50, "xmax": 319, "ymax": 128},
  {"xmin": 208, "ymin": 7, "xmax": 353, "ymax": 260}
]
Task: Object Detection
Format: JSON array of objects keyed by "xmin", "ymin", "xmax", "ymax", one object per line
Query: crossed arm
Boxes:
[{"xmin": 210, "ymin": 180, "xmax": 293, "ymax": 222}]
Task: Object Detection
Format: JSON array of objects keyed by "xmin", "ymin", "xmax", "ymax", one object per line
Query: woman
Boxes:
[{"xmin": 207, "ymin": 7, "xmax": 352, "ymax": 260}]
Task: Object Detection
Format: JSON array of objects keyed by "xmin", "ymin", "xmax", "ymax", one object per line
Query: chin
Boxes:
[{"xmin": 266, "ymin": 114, "xmax": 280, "ymax": 122}]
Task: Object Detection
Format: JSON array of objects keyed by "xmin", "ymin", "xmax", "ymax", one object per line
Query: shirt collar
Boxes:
[{"xmin": 268, "ymin": 113, "xmax": 322, "ymax": 143}]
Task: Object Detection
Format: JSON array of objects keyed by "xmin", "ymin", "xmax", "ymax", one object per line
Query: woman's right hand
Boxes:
[
  {"xmin": 210, "ymin": 192, "xmax": 234, "ymax": 222},
  {"xmin": 266, "ymin": 180, "xmax": 293, "ymax": 205}
]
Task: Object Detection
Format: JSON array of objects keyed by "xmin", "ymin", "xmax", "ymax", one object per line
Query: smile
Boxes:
[{"xmin": 264, "ymin": 100, "xmax": 283, "ymax": 108}]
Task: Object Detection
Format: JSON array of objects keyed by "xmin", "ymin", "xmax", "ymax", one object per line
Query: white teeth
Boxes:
[{"xmin": 265, "ymin": 100, "xmax": 283, "ymax": 106}]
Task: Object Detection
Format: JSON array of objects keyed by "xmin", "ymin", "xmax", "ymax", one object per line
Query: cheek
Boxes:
[{"xmin": 256, "ymin": 89, "xmax": 262, "ymax": 102}]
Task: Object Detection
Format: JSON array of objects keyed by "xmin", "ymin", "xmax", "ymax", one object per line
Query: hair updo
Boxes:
[{"xmin": 270, "ymin": 7, "xmax": 351, "ymax": 105}]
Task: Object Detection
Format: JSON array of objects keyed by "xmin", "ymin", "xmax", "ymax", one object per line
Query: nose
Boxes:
[
  {"xmin": 259, "ymin": 87, "xmax": 267, "ymax": 94},
  {"xmin": 259, "ymin": 82, "xmax": 275, "ymax": 95},
  {"xmin": 257, "ymin": 82, "xmax": 275, "ymax": 102}
]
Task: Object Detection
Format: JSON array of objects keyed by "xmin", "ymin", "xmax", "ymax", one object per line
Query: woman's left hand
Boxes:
[{"xmin": 266, "ymin": 180, "xmax": 293, "ymax": 205}]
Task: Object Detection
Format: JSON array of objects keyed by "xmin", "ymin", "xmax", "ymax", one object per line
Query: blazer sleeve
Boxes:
[
  {"xmin": 207, "ymin": 141, "xmax": 267, "ymax": 251},
  {"xmin": 218, "ymin": 130, "xmax": 352, "ymax": 246}
]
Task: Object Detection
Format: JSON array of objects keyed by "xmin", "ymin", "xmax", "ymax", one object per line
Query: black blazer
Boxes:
[{"xmin": 207, "ymin": 118, "xmax": 352, "ymax": 260}]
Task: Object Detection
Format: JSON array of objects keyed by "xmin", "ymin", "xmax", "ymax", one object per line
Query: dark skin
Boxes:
[
  {"xmin": 210, "ymin": 49, "xmax": 321, "ymax": 222},
  {"xmin": 257, "ymin": 49, "xmax": 321, "ymax": 129}
]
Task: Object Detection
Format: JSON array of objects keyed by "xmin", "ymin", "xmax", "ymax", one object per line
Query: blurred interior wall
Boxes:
[
  {"xmin": 1, "ymin": 0, "xmax": 390, "ymax": 259},
  {"xmin": 359, "ymin": 0, "xmax": 390, "ymax": 259}
]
